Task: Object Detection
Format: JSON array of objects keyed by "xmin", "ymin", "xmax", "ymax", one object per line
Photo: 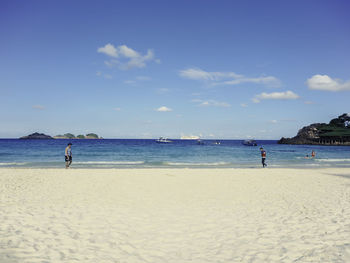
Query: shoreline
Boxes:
[
  {"xmin": 1, "ymin": 166, "xmax": 350, "ymax": 171},
  {"xmin": 1, "ymin": 166, "xmax": 350, "ymax": 170}
]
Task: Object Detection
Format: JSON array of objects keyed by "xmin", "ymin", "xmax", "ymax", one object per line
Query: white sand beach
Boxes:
[{"xmin": 1, "ymin": 168, "xmax": 350, "ymax": 263}]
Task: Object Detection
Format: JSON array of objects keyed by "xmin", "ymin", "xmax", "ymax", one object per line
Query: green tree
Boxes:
[
  {"xmin": 85, "ymin": 133, "xmax": 99, "ymax": 138},
  {"xmin": 64, "ymin": 133, "xmax": 76, "ymax": 139}
]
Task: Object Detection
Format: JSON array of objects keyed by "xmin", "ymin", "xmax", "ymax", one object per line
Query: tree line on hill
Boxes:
[
  {"xmin": 20, "ymin": 132, "xmax": 102, "ymax": 139},
  {"xmin": 54, "ymin": 133, "xmax": 100, "ymax": 139}
]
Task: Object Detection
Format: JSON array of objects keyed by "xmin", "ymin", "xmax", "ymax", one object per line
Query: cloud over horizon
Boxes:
[
  {"xmin": 156, "ymin": 106, "xmax": 172, "ymax": 112},
  {"xmin": 307, "ymin": 74, "xmax": 350, "ymax": 91},
  {"xmin": 252, "ymin": 91, "xmax": 299, "ymax": 103},
  {"xmin": 179, "ymin": 68, "xmax": 280, "ymax": 88},
  {"xmin": 192, "ymin": 99, "xmax": 231, "ymax": 108},
  {"xmin": 98, "ymin": 43, "xmax": 159, "ymax": 70}
]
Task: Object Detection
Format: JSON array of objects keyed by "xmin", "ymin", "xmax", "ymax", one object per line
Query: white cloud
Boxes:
[
  {"xmin": 125, "ymin": 50, "xmax": 154, "ymax": 69},
  {"xmin": 180, "ymin": 68, "xmax": 242, "ymax": 81},
  {"xmin": 219, "ymin": 76, "xmax": 280, "ymax": 87},
  {"xmin": 252, "ymin": 90, "xmax": 299, "ymax": 103},
  {"xmin": 113, "ymin": 107, "xmax": 121, "ymax": 111},
  {"xmin": 269, "ymin": 120, "xmax": 278, "ymax": 124},
  {"xmin": 193, "ymin": 99, "xmax": 230, "ymax": 108},
  {"xmin": 32, "ymin": 105, "xmax": 45, "ymax": 110},
  {"xmin": 118, "ymin": 45, "xmax": 139, "ymax": 58},
  {"xmin": 97, "ymin": 43, "xmax": 118, "ymax": 58},
  {"xmin": 306, "ymin": 74, "xmax": 350, "ymax": 91},
  {"xmin": 304, "ymin": 101, "xmax": 314, "ymax": 104},
  {"xmin": 98, "ymin": 44, "xmax": 158, "ymax": 70},
  {"xmin": 156, "ymin": 106, "xmax": 172, "ymax": 112},
  {"xmin": 240, "ymin": 103, "xmax": 248, "ymax": 107},
  {"xmin": 179, "ymin": 68, "xmax": 280, "ymax": 88}
]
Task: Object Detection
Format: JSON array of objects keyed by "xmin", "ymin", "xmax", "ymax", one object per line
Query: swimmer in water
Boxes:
[{"xmin": 311, "ymin": 150, "xmax": 316, "ymax": 158}]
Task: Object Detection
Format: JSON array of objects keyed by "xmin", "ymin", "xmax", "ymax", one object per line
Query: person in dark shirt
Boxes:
[
  {"xmin": 65, "ymin": 143, "xmax": 72, "ymax": 168},
  {"xmin": 260, "ymin": 147, "xmax": 267, "ymax": 168}
]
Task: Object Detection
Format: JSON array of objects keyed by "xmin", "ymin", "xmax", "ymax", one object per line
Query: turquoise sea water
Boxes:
[{"xmin": 0, "ymin": 139, "xmax": 349, "ymax": 168}]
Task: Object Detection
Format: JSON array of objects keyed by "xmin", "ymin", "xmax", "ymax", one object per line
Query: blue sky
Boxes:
[{"xmin": 0, "ymin": 0, "xmax": 349, "ymax": 139}]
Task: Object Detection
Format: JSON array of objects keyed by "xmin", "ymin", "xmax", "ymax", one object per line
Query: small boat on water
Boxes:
[
  {"xmin": 197, "ymin": 139, "xmax": 205, "ymax": 145},
  {"xmin": 213, "ymin": 141, "xmax": 221, "ymax": 145},
  {"xmin": 242, "ymin": 139, "xmax": 257, "ymax": 146},
  {"xmin": 155, "ymin": 137, "xmax": 172, "ymax": 143}
]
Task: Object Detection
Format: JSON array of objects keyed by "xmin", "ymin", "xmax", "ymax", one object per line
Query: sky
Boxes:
[{"xmin": 0, "ymin": 0, "xmax": 349, "ymax": 139}]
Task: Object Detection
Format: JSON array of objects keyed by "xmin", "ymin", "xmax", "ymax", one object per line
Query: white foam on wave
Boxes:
[
  {"xmin": 0, "ymin": 162, "xmax": 27, "ymax": 166},
  {"xmin": 315, "ymin": 159, "xmax": 350, "ymax": 162},
  {"xmin": 166, "ymin": 161, "xmax": 230, "ymax": 166},
  {"xmin": 73, "ymin": 161, "xmax": 145, "ymax": 165}
]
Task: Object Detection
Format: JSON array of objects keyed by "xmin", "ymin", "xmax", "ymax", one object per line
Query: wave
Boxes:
[
  {"xmin": 76, "ymin": 161, "xmax": 230, "ymax": 166},
  {"xmin": 0, "ymin": 162, "xmax": 27, "ymax": 166},
  {"xmin": 295, "ymin": 156, "xmax": 318, "ymax": 160},
  {"xmin": 166, "ymin": 161, "xmax": 230, "ymax": 166},
  {"xmin": 315, "ymin": 159, "xmax": 350, "ymax": 162},
  {"xmin": 73, "ymin": 161, "xmax": 145, "ymax": 165},
  {"xmin": 273, "ymin": 150, "xmax": 296, "ymax": 152}
]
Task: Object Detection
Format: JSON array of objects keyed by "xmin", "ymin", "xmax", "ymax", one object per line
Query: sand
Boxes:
[{"xmin": 0, "ymin": 168, "xmax": 350, "ymax": 263}]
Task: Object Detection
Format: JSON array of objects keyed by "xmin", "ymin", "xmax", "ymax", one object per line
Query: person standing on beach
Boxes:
[
  {"xmin": 65, "ymin": 143, "xmax": 72, "ymax": 168},
  {"xmin": 260, "ymin": 147, "xmax": 267, "ymax": 168}
]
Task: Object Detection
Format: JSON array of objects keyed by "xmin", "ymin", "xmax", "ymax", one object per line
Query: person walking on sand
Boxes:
[
  {"xmin": 260, "ymin": 147, "xmax": 267, "ymax": 168},
  {"xmin": 65, "ymin": 143, "xmax": 72, "ymax": 168}
]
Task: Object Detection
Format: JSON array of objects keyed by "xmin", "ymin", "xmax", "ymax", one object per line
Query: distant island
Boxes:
[
  {"xmin": 20, "ymin": 132, "xmax": 54, "ymax": 139},
  {"xmin": 278, "ymin": 113, "xmax": 350, "ymax": 145},
  {"xmin": 54, "ymin": 133, "xmax": 102, "ymax": 139},
  {"xmin": 20, "ymin": 132, "xmax": 102, "ymax": 139}
]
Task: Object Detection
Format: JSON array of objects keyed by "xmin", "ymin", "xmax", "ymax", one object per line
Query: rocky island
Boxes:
[
  {"xmin": 20, "ymin": 133, "xmax": 102, "ymax": 139},
  {"xmin": 278, "ymin": 113, "xmax": 350, "ymax": 145},
  {"xmin": 53, "ymin": 133, "xmax": 101, "ymax": 139},
  {"xmin": 20, "ymin": 132, "xmax": 54, "ymax": 139}
]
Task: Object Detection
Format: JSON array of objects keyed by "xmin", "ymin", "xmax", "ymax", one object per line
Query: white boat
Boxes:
[
  {"xmin": 242, "ymin": 139, "xmax": 257, "ymax": 146},
  {"xmin": 155, "ymin": 137, "xmax": 172, "ymax": 143}
]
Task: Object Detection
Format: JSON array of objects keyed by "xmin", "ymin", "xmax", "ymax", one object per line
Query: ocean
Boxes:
[{"xmin": 0, "ymin": 139, "xmax": 349, "ymax": 168}]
